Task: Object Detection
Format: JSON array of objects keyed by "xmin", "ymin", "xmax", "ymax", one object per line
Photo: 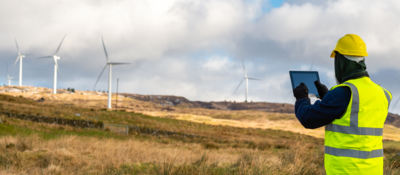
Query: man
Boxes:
[{"xmin": 293, "ymin": 34, "xmax": 392, "ymax": 175}]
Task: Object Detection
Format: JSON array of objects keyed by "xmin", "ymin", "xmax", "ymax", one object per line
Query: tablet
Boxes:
[{"xmin": 289, "ymin": 71, "xmax": 320, "ymax": 98}]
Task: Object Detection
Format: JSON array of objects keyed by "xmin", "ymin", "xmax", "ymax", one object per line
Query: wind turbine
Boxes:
[
  {"xmin": 233, "ymin": 59, "xmax": 261, "ymax": 102},
  {"xmin": 310, "ymin": 58, "xmax": 314, "ymax": 71},
  {"xmin": 5, "ymin": 64, "xmax": 13, "ymax": 86},
  {"xmin": 12, "ymin": 38, "xmax": 26, "ymax": 86},
  {"xmin": 37, "ymin": 34, "xmax": 66, "ymax": 94},
  {"xmin": 93, "ymin": 36, "xmax": 130, "ymax": 109},
  {"xmin": 391, "ymin": 84, "xmax": 400, "ymax": 112},
  {"xmin": 392, "ymin": 98, "xmax": 399, "ymax": 111}
]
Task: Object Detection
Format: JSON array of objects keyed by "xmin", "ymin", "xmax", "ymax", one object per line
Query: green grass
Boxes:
[{"xmin": 0, "ymin": 118, "xmax": 127, "ymax": 140}]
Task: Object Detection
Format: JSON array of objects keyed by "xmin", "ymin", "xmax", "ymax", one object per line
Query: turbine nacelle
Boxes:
[{"xmin": 54, "ymin": 55, "xmax": 60, "ymax": 60}]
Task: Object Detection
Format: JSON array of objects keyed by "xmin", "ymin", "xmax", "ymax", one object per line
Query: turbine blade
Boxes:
[
  {"xmin": 109, "ymin": 62, "xmax": 131, "ymax": 65},
  {"xmin": 37, "ymin": 56, "xmax": 53, "ymax": 59},
  {"xmin": 242, "ymin": 59, "xmax": 247, "ymax": 76},
  {"xmin": 392, "ymin": 97, "xmax": 400, "ymax": 110},
  {"xmin": 13, "ymin": 56, "xmax": 20, "ymax": 67},
  {"xmin": 54, "ymin": 34, "xmax": 67, "ymax": 55},
  {"xmin": 6, "ymin": 64, "xmax": 9, "ymax": 75},
  {"xmin": 15, "ymin": 37, "xmax": 20, "ymax": 55},
  {"xmin": 310, "ymin": 59, "xmax": 314, "ymax": 71},
  {"xmin": 248, "ymin": 77, "xmax": 262, "ymax": 81},
  {"xmin": 102, "ymin": 36, "xmax": 109, "ymax": 62},
  {"xmin": 93, "ymin": 64, "xmax": 108, "ymax": 90},
  {"xmin": 233, "ymin": 78, "xmax": 245, "ymax": 94}
]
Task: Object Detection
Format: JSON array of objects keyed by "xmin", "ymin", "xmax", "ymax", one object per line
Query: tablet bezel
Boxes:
[{"xmin": 289, "ymin": 71, "xmax": 320, "ymax": 98}]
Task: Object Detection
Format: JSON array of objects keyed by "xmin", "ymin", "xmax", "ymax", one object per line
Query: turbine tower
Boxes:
[
  {"xmin": 12, "ymin": 38, "xmax": 25, "ymax": 86},
  {"xmin": 93, "ymin": 36, "xmax": 130, "ymax": 109},
  {"xmin": 233, "ymin": 59, "xmax": 261, "ymax": 102},
  {"xmin": 38, "ymin": 35, "xmax": 66, "ymax": 94}
]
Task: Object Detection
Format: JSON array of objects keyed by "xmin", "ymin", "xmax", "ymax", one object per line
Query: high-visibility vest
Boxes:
[{"xmin": 324, "ymin": 77, "xmax": 392, "ymax": 175}]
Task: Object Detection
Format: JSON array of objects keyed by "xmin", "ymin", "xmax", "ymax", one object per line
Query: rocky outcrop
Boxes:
[{"xmin": 122, "ymin": 94, "xmax": 190, "ymax": 106}]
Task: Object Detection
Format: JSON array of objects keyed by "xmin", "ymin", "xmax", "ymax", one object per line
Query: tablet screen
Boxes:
[{"xmin": 289, "ymin": 71, "xmax": 320, "ymax": 98}]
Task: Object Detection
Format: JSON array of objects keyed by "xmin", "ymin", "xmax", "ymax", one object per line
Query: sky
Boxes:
[{"xmin": 1, "ymin": 0, "xmax": 400, "ymax": 113}]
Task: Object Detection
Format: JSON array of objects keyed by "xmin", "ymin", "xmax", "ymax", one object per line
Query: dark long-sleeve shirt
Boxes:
[{"xmin": 294, "ymin": 86, "xmax": 351, "ymax": 129}]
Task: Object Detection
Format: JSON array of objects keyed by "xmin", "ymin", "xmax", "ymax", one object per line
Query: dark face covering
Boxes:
[{"xmin": 334, "ymin": 51, "xmax": 369, "ymax": 84}]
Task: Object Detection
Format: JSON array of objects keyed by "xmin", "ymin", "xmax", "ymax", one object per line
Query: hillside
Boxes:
[
  {"xmin": 0, "ymin": 86, "xmax": 398, "ymax": 174},
  {"xmin": 1, "ymin": 85, "xmax": 399, "ymax": 139}
]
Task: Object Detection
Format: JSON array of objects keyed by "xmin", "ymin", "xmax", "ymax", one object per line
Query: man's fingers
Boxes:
[{"xmin": 314, "ymin": 80, "xmax": 321, "ymax": 86}]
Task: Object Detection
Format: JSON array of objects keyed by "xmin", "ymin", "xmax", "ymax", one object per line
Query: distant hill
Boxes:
[
  {"xmin": 120, "ymin": 93, "xmax": 294, "ymax": 113},
  {"xmin": 121, "ymin": 93, "xmax": 400, "ymax": 128},
  {"xmin": 387, "ymin": 113, "xmax": 400, "ymax": 128}
]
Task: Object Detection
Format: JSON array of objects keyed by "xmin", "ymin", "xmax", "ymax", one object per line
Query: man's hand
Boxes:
[
  {"xmin": 293, "ymin": 82, "xmax": 309, "ymax": 101},
  {"xmin": 314, "ymin": 80, "xmax": 328, "ymax": 99}
]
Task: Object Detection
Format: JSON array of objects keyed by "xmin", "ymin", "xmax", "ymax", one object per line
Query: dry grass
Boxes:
[
  {"xmin": 0, "ymin": 135, "xmax": 327, "ymax": 174},
  {"xmin": 0, "ymin": 135, "xmax": 398, "ymax": 175}
]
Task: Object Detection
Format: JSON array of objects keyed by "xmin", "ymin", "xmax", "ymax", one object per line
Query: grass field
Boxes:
[{"xmin": 0, "ymin": 87, "xmax": 399, "ymax": 174}]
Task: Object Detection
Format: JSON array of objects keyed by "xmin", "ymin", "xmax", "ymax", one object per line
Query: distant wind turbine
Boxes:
[
  {"xmin": 393, "ymin": 98, "xmax": 399, "ymax": 111},
  {"xmin": 233, "ymin": 59, "xmax": 261, "ymax": 102},
  {"xmin": 4, "ymin": 64, "xmax": 14, "ymax": 86},
  {"xmin": 93, "ymin": 36, "xmax": 130, "ymax": 109},
  {"xmin": 392, "ymin": 86, "xmax": 400, "ymax": 111},
  {"xmin": 37, "ymin": 34, "xmax": 66, "ymax": 94},
  {"xmin": 310, "ymin": 59, "xmax": 314, "ymax": 71},
  {"xmin": 12, "ymin": 38, "xmax": 28, "ymax": 86}
]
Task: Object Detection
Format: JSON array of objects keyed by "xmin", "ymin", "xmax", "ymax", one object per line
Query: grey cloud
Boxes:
[{"xmin": 0, "ymin": 0, "xmax": 399, "ymax": 114}]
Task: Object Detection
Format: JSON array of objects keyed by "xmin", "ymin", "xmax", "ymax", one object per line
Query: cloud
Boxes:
[{"xmin": 0, "ymin": 0, "xmax": 400, "ymax": 113}]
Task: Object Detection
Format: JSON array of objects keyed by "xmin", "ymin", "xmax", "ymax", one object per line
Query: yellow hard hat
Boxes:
[{"xmin": 330, "ymin": 34, "xmax": 368, "ymax": 58}]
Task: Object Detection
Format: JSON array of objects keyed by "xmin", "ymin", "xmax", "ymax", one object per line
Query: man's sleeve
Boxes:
[{"xmin": 294, "ymin": 86, "xmax": 351, "ymax": 129}]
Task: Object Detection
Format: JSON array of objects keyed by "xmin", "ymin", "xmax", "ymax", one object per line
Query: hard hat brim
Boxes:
[{"xmin": 330, "ymin": 50, "xmax": 368, "ymax": 58}]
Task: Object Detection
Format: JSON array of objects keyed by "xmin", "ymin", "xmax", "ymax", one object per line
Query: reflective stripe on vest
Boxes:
[
  {"xmin": 325, "ymin": 146, "xmax": 383, "ymax": 159},
  {"xmin": 383, "ymin": 89, "xmax": 391, "ymax": 109},
  {"xmin": 325, "ymin": 82, "xmax": 391, "ymax": 158}
]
